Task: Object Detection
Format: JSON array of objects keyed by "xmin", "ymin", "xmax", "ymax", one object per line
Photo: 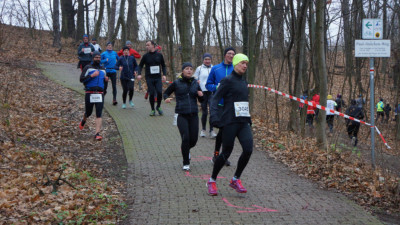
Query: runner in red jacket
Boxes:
[{"xmin": 117, "ymin": 40, "xmax": 141, "ymax": 59}]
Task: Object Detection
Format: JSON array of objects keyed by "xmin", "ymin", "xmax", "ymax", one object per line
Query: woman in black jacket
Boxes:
[
  {"xmin": 164, "ymin": 62, "xmax": 203, "ymax": 171},
  {"xmin": 207, "ymin": 54, "xmax": 252, "ymax": 196},
  {"xmin": 115, "ymin": 46, "xmax": 139, "ymax": 109}
]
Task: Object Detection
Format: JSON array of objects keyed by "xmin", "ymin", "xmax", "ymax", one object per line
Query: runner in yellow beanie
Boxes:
[{"xmin": 232, "ymin": 53, "xmax": 249, "ymax": 66}]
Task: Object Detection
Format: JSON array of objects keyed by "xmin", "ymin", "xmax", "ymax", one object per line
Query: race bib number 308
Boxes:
[
  {"xmin": 234, "ymin": 102, "xmax": 250, "ymax": 117},
  {"xmin": 150, "ymin": 66, "xmax": 160, "ymax": 74},
  {"xmin": 90, "ymin": 94, "xmax": 102, "ymax": 103}
]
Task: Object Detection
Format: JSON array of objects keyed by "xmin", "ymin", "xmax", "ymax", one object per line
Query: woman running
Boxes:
[{"xmin": 164, "ymin": 62, "xmax": 204, "ymax": 171}]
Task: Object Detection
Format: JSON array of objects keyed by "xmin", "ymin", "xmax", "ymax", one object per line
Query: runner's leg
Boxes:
[
  {"xmin": 177, "ymin": 114, "xmax": 191, "ymax": 165},
  {"xmin": 121, "ymin": 79, "xmax": 128, "ymax": 104},
  {"xmin": 234, "ymin": 123, "xmax": 253, "ymax": 179},
  {"xmin": 147, "ymin": 79, "xmax": 156, "ymax": 110},
  {"xmin": 155, "ymin": 78, "xmax": 163, "ymax": 109}
]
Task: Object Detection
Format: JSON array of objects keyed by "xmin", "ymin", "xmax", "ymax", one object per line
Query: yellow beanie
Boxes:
[
  {"xmin": 232, "ymin": 53, "xmax": 249, "ymax": 66},
  {"xmin": 327, "ymin": 95, "xmax": 332, "ymax": 100}
]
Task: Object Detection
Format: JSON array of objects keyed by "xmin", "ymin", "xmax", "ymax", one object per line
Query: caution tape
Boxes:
[{"xmin": 247, "ymin": 84, "xmax": 391, "ymax": 149}]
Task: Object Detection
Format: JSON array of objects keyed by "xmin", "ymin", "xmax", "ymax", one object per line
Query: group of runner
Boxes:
[{"xmin": 77, "ymin": 35, "xmax": 253, "ymax": 196}]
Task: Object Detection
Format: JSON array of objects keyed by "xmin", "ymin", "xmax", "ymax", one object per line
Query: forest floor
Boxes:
[{"xmin": 0, "ymin": 24, "xmax": 399, "ymax": 224}]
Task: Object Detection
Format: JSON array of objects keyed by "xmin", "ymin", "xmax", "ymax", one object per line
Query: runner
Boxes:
[
  {"xmin": 326, "ymin": 95, "xmax": 337, "ymax": 133},
  {"xmin": 138, "ymin": 40, "xmax": 167, "ymax": 116},
  {"xmin": 116, "ymin": 46, "xmax": 139, "ymax": 109},
  {"xmin": 205, "ymin": 47, "xmax": 236, "ymax": 166},
  {"xmin": 194, "ymin": 53, "xmax": 215, "ymax": 138},
  {"xmin": 117, "ymin": 40, "xmax": 141, "ymax": 59},
  {"xmin": 346, "ymin": 99, "xmax": 364, "ymax": 146},
  {"xmin": 77, "ymin": 34, "xmax": 95, "ymax": 71},
  {"xmin": 91, "ymin": 38, "xmax": 102, "ymax": 52},
  {"xmin": 207, "ymin": 54, "xmax": 252, "ymax": 196},
  {"xmin": 376, "ymin": 98, "xmax": 385, "ymax": 123},
  {"xmin": 78, "ymin": 51, "xmax": 108, "ymax": 140},
  {"xmin": 101, "ymin": 42, "xmax": 119, "ymax": 105},
  {"xmin": 164, "ymin": 62, "xmax": 204, "ymax": 171}
]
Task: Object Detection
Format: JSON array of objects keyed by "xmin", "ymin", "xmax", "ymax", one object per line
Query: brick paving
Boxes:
[{"xmin": 39, "ymin": 62, "xmax": 382, "ymax": 224}]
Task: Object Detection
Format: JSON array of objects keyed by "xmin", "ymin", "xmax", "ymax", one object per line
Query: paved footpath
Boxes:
[{"xmin": 39, "ymin": 62, "xmax": 382, "ymax": 225}]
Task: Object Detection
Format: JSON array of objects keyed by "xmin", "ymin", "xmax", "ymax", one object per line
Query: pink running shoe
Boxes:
[
  {"xmin": 229, "ymin": 179, "xmax": 247, "ymax": 193},
  {"xmin": 207, "ymin": 180, "xmax": 218, "ymax": 196}
]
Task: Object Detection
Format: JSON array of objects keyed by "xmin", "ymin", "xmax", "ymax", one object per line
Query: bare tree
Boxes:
[
  {"xmin": 193, "ymin": 0, "xmax": 212, "ymax": 66},
  {"xmin": 93, "ymin": 0, "xmax": 104, "ymax": 39},
  {"xmin": 156, "ymin": 0, "xmax": 168, "ymax": 45},
  {"xmin": 175, "ymin": 0, "xmax": 192, "ymax": 63},
  {"xmin": 231, "ymin": 0, "xmax": 236, "ymax": 48},
  {"xmin": 61, "ymin": 0, "xmax": 75, "ymax": 38},
  {"xmin": 269, "ymin": 0, "xmax": 285, "ymax": 58},
  {"xmin": 213, "ymin": 0, "xmax": 223, "ymax": 59},
  {"xmin": 107, "ymin": 0, "xmax": 117, "ymax": 41},
  {"xmin": 112, "ymin": 0, "xmax": 127, "ymax": 45},
  {"xmin": 126, "ymin": 0, "xmax": 139, "ymax": 42},
  {"xmin": 76, "ymin": 0, "xmax": 85, "ymax": 40},
  {"xmin": 52, "ymin": 0, "xmax": 61, "ymax": 48}
]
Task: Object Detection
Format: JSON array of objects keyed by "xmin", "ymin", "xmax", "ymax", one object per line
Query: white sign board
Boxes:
[
  {"xmin": 362, "ymin": 19, "xmax": 383, "ymax": 39},
  {"xmin": 355, "ymin": 40, "xmax": 390, "ymax": 57}
]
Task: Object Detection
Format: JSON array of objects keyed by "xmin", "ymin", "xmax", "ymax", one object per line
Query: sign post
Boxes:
[{"xmin": 356, "ymin": 18, "xmax": 389, "ymax": 169}]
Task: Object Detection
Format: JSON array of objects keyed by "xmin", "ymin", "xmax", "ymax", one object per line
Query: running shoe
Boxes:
[
  {"xmin": 156, "ymin": 107, "xmax": 163, "ymax": 116},
  {"xmin": 112, "ymin": 100, "xmax": 118, "ymax": 105},
  {"xmin": 122, "ymin": 104, "xmax": 126, "ymax": 109},
  {"xmin": 182, "ymin": 165, "xmax": 190, "ymax": 171},
  {"xmin": 229, "ymin": 178, "xmax": 247, "ymax": 193},
  {"xmin": 210, "ymin": 131, "xmax": 217, "ymax": 138},
  {"xmin": 95, "ymin": 133, "xmax": 103, "ymax": 141},
  {"xmin": 79, "ymin": 120, "xmax": 86, "ymax": 130},
  {"xmin": 129, "ymin": 100, "xmax": 134, "ymax": 107},
  {"xmin": 149, "ymin": 110, "xmax": 156, "ymax": 116},
  {"xmin": 207, "ymin": 180, "xmax": 218, "ymax": 196},
  {"xmin": 200, "ymin": 130, "xmax": 206, "ymax": 137}
]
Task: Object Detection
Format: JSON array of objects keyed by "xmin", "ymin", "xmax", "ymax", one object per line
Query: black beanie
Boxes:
[
  {"xmin": 224, "ymin": 47, "xmax": 236, "ymax": 56},
  {"xmin": 92, "ymin": 51, "xmax": 101, "ymax": 59},
  {"xmin": 122, "ymin": 46, "xmax": 130, "ymax": 51},
  {"xmin": 182, "ymin": 62, "xmax": 193, "ymax": 71}
]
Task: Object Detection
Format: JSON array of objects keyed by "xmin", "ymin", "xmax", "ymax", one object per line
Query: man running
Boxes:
[
  {"xmin": 101, "ymin": 42, "xmax": 119, "ymax": 105},
  {"xmin": 205, "ymin": 47, "xmax": 236, "ymax": 166},
  {"xmin": 138, "ymin": 40, "xmax": 167, "ymax": 116},
  {"xmin": 77, "ymin": 34, "xmax": 95, "ymax": 71},
  {"xmin": 117, "ymin": 40, "xmax": 141, "ymax": 59},
  {"xmin": 79, "ymin": 51, "xmax": 108, "ymax": 140},
  {"xmin": 207, "ymin": 54, "xmax": 252, "ymax": 196},
  {"xmin": 91, "ymin": 38, "xmax": 102, "ymax": 52},
  {"xmin": 194, "ymin": 53, "xmax": 215, "ymax": 138},
  {"xmin": 326, "ymin": 95, "xmax": 337, "ymax": 133},
  {"xmin": 346, "ymin": 100, "xmax": 364, "ymax": 146}
]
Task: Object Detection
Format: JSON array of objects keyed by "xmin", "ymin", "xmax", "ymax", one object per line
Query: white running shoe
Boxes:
[
  {"xmin": 200, "ymin": 130, "xmax": 206, "ymax": 137},
  {"xmin": 210, "ymin": 131, "xmax": 217, "ymax": 138},
  {"xmin": 182, "ymin": 165, "xmax": 190, "ymax": 171}
]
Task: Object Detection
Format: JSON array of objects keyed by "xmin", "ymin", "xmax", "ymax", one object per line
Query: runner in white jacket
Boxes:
[{"xmin": 326, "ymin": 95, "xmax": 337, "ymax": 133}]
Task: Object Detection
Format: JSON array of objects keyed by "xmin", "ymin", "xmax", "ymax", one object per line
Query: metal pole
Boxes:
[{"xmin": 370, "ymin": 57, "xmax": 375, "ymax": 169}]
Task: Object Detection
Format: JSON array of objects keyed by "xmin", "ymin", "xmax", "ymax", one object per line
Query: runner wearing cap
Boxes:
[
  {"xmin": 77, "ymin": 34, "xmax": 95, "ymax": 71},
  {"xmin": 205, "ymin": 47, "xmax": 236, "ymax": 166},
  {"xmin": 164, "ymin": 62, "xmax": 204, "ymax": 171},
  {"xmin": 78, "ymin": 51, "xmax": 108, "ymax": 140},
  {"xmin": 207, "ymin": 53, "xmax": 253, "ymax": 196},
  {"xmin": 194, "ymin": 53, "xmax": 214, "ymax": 138},
  {"xmin": 91, "ymin": 38, "xmax": 102, "ymax": 52}
]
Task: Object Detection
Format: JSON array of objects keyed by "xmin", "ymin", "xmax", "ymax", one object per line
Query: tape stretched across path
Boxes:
[
  {"xmin": 247, "ymin": 84, "xmax": 391, "ymax": 149},
  {"xmin": 163, "ymin": 80, "xmax": 390, "ymax": 149}
]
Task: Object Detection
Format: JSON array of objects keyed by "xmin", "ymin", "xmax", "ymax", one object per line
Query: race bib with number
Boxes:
[
  {"xmin": 83, "ymin": 48, "xmax": 91, "ymax": 54},
  {"xmin": 90, "ymin": 94, "xmax": 102, "ymax": 103},
  {"xmin": 150, "ymin": 66, "xmax": 160, "ymax": 74},
  {"xmin": 234, "ymin": 102, "xmax": 250, "ymax": 117}
]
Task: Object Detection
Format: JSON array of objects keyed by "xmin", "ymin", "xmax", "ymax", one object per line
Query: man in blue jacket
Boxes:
[
  {"xmin": 79, "ymin": 51, "xmax": 108, "ymax": 141},
  {"xmin": 101, "ymin": 42, "xmax": 119, "ymax": 105},
  {"xmin": 205, "ymin": 47, "xmax": 236, "ymax": 166}
]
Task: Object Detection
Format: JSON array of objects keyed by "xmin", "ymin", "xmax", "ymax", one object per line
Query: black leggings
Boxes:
[
  {"xmin": 214, "ymin": 105, "xmax": 224, "ymax": 154},
  {"xmin": 85, "ymin": 93, "xmax": 104, "ymax": 118},
  {"xmin": 201, "ymin": 91, "xmax": 213, "ymax": 132},
  {"xmin": 104, "ymin": 72, "xmax": 117, "ymax": 101},
  {"xmin": 177, "ymin": 114, "xmax": 199, "ymax": 165},
  {"xmin": 212, "ymin": 123, "xmax": 253, "ymax": 180},
  {"xmin": 326, "ymin": 115, "xmax": 334, "ymax": 130},
  {"xmin": 121, "ymin": 79, "xmax": 134, "ymax": 104},
  {"xmin": 347, "ymin": 122, "xmax": 360, "ymax": 138},
  {"xmin": 146, "ymin": 78, "xmax": 162, "ymax": 110}
]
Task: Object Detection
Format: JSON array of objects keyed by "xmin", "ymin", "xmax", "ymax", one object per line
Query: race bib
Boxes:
[
  {"xmin": 150, "ymin": 66, "xmax": 160, "ymax": 74},
  {"xmin": 90, "ymin": 94, "xmax": 102, "ymax": 103},
  {"xmin": 83, "ymin": 48, "xmax": 91, "ymax": 54},
  {"xmin": 234, "ymin": 102, "xmax": 250, "ymax": 117}
]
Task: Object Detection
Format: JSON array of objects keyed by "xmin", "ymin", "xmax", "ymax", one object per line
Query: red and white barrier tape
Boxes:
[{"xmin": 247, "ymin": 84, "xmax": 391, "ymax": 149}]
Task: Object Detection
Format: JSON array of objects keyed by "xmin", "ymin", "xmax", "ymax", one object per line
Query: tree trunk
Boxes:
[
  {"xmin": 76, "ymin": 0, "xmax": 85, "ymax": 41},
  {"xmin": 61, "ymin": 0, "xmax": 75, "ymax": 38},
  {"xmin": 85, "ymin": 0, "xmax": 89, "ymax": 35},
  {"xmin": 231, "ymin": 0, "xmax": 236, "ymax": 48},
  {"xmin": 127, "ymin": 0, "xmax": 139, "ymax": 42},
  {"xmin": 107, "ymin": 0, "xmax": 117, "ymax": 41},
  {"xmin": 93, "ymin": 0, "xmax": 104, "ymax": 39},
  {"xmin": 269, "ymin": 0, "xmax": 285, "ymax": 58},
  {"xmin": 167, "ymin": 0, "xmax": 175, "ymax": 80},
  {"xmin": 213, "ymin": 0, "xmax": 224, "ymax": 59},
  {"xmin": 111, "ymin": 0, "xmax": 126, "ymax": 45},
  {"xmin": 157, "ymin": 0, "xmax": 168, "ymax": 45},
  {"xmin": 175, "ymin": 0, "xmax": 192, "ymax": 63},
  {"xmin": 193, "ymin": 0, "xmax": 212, "ymax": 66},
  {"xmin": 341, "ymin": 0, "xmax": 353, "ymax": 103},
  {"xmin": 52, "ymin": 0, "xmax": 62, "ymax": 48},
  {"xmin": 315, "ymin": 0, "xmax": 327, "ymax": 149}
]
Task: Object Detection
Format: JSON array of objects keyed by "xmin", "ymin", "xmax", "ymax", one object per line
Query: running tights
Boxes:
[
  {"xmin": 211, "ymin": 123, "xmax": 253, "ymax": 180},
  {"xmin": 177, "ymin": 114, "xmax": 199, "ymax": 165},
  {"xmin": 121, "ymin": 79, "xmax": 134, "ymax": 104}
]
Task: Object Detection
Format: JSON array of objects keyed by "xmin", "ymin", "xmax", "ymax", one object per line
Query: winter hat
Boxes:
[
  {"xmin": 224, "ymin": 47, "xmax": 236, "ymax": 56},
  {"xmin": 83, "ymin": 34, "xmax": 88, "ymax": 38},
  {"xmin": 92, "ymin": 38, "xmax": 97, "ymax": 41},
  {"xmin": 122, "ymin": 46, "xmax": 130, "ymax": 51},
  {"xmin": 106, "ymin": 42, "xmax": 112, "ymax": 46},
  {"xmin": 203, "ymin": 53, "xmax": 212, "ymax": 59},
  {"xmin": 92, "ymin": 51, "xmax": 101, "ymax": 59},
  {"xmin": 327, "ymin": 95, "xmax": 332, "ymax": 100},
  {"xmin": 232, "ymin": 53, "xmax": 249, "ymax": 66},
  {"xmin": 182, "ymin": 62, "xmax": 193, "ymax": 71},
  {"xmin": 126, "ymin": 40, "xmax": 132, "ymax": 45}
]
